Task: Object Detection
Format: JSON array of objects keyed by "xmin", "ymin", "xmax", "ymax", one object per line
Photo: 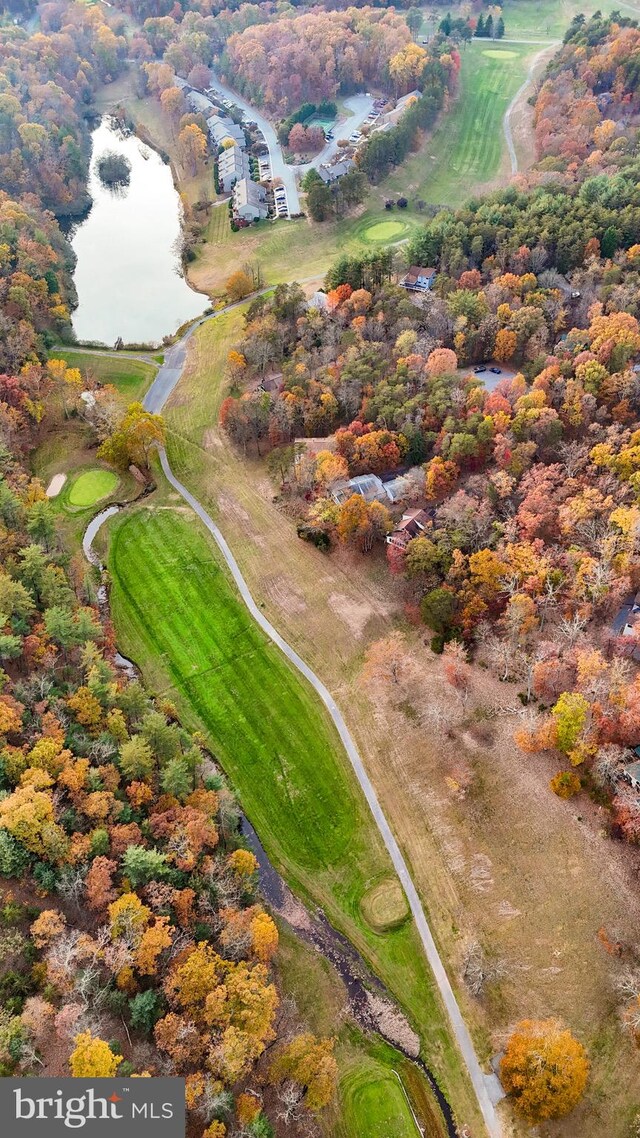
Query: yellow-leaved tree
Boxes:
[
  {"xmin": 69, "ymin": 1032, "xmax": 122, "ymax": 1077},
  {"xmin": 500, "ymin": 1018, "xmax": 589, "ymax": 1122}
]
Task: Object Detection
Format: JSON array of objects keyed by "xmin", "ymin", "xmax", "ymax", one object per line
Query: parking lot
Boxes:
[
  {"xmin": 272, "ymin": 184, "xmax": 289, "ymax": 218},
  {"xmin": 459, "ymin": 362, "xmax": 519, "ymax": 391}
]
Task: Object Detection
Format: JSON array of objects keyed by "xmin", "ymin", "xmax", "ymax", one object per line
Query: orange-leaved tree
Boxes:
[{"xmin": 500, "ymin": 1018, "xmax": 589, "ymax": 1122}]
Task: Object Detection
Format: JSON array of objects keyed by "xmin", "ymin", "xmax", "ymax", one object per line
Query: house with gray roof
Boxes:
[
  {"xmin": 233, "ymin": 177, "xmax": 268, "ymax": 221},
  {"xmin": 218, "ymin": 143, "xmax": 250, "ymax": 192},
  {"xmin": 317, "ymin": 159, "xmax": 355, "ymax": 184},
  {"xmin": 207, "ymin": 115, "xmax": 246, "ymax": 150}
]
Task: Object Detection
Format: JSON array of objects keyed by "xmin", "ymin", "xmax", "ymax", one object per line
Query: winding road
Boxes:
[
  {"xmin": 197, "ymin": 75, "xmax": 302, "ymax": 213},
  {"xmin": 141, "ymin": 310, "xmax": 504, "ymax": 1138}
]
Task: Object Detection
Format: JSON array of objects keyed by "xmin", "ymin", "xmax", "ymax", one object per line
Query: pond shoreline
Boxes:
[{"xmin": 69, "ymin": 116, "xmax": 209, "ymax": 347}]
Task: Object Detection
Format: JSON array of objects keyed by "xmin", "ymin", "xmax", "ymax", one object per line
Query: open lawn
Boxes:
[
  {"xmin": 419, "ymin": 0, "xmax": 633, "ymax": 40},
  {"xmin": 49, "ymin": 350, "xmax": 156, "ymax": 401},
  {"xmin": 67, "ymin": 468, "xmax": 118, "ymax": 507},
  {"xmin": 108, "ymin": 503, "xmax": 477, "ymax": 1132}
]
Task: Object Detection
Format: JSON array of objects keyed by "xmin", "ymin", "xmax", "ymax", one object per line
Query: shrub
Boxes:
[
  {"xmin": 550, "ymin": 770, "xmax": 581, "ymax": 799},
  {"xmin": 0, "ymin": 831, "xmax": 29, "ymax": 877}
]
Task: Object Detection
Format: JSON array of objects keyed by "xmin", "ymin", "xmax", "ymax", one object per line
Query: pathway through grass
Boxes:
[{"xmin": 108, "ymin": 503, "xmax": 481, "ymax": 1133}]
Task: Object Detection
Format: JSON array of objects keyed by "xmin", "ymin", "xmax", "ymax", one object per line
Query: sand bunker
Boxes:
[{"xmin": 46, "ymin": 473, "xmax": 66, "ymax": 498}]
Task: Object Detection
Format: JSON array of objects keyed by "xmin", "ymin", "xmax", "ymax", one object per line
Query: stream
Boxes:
[{"xmin": 83, "ymin": 505, "xmax": 458, "ymax": 1138}]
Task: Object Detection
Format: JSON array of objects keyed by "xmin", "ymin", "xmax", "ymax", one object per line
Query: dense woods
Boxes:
[
  {"xmin": 534, "ymin": 12, "xmax": 640, "ymax": 182},
  {"xmin": 222, "ymin": 9, "xmax": 411, "ymax": 113},
  {"xmin": 0, "ymin": 2, "xmax": 126, "ymax": 213}
]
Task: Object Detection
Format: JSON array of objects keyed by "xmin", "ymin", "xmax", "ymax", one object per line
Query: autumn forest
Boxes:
[{"xmin": 2, "ymin": 2, "xmax": 640, "ymax": 1138}]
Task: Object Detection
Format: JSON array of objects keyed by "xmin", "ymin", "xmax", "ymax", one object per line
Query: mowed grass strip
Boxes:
[
  {"xmin": 110, "ymin": 508, "xmax": 369, "ymax": 876},
  {"xmin": 108, "ymin": 506, "xmax": 469, "ymax": 1111},
  {"xmin": 339, "ymin": 1048, "xmax": 420, "ymax": 1138},
  {"xmin": 381, "ymin": 41, "xmax": 536, "ymax": 207},
  {"xmin": 48, "ymin": 350, "xmax": 156, "ymax": 400}
]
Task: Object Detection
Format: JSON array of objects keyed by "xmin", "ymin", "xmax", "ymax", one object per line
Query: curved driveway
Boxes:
[
  {"xmin": 143, "ymin": 308, "xmax": 504, "ymax": 1138},
  {"xmin": 298, "ymin": 93, "xmax": 375, "ymax": 172},
  {"xmin": 208, "ymin": 73, "xmax": 301, "ymax": 213}
]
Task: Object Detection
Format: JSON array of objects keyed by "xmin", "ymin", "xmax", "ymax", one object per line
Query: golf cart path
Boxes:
[
  {"xmin": 52, "ymin": 346, "xmax": 160, "ymax": 368},
  {"xmin": 504, "ymin": 44, "xmax": 558, "ymax": 173},
  {"xmin": 143, "ymin": 305, "xmax": 505, "ymax": 1138}
]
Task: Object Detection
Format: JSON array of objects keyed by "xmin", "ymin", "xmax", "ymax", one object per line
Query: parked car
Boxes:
[
  {"xmin": 489, "ymin": 366, "xmax": 502, "ymax": 375},
  {"xmin": 473, "ymin": 365, "xmax": 486, "ymax": 374}
]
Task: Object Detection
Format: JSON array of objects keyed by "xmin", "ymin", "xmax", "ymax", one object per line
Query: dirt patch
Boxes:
[
  {"xmin": 46, "ymin": 473, "xmax": 66, "ymax": 497},
  {"xmin": 262, "ymin": 574, "xmax": 308, "ymax": 616},
  {"xmin": 328, "ymin": 592, "xmax": 377, "ymax": 637},
  {"xmin": 203, "ymin": 428, "xmax": 224, "ymax": 449},
  {"xmin": 217, "ymin": 491, "xmax": 250, "ymax": 524},
  {"xmin": 364, "ymin": 993, "xmax": 421, "ymax": 1058},
  {"xmin": 277, "ymin": 885, "xmax": 316, "ymax": 934}
]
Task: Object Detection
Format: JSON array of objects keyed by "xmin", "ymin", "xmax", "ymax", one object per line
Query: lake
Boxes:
[{"xmin": 70, "ymin": 117, "xmax": 208, "ymax": 347}]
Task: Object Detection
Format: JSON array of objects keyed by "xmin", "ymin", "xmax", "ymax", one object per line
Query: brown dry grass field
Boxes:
[{"xmin": 162, "ymin": 311, "xmax": 640, "ymax": 1138}]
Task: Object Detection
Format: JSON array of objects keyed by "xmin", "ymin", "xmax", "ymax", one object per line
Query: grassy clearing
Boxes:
[
  {"xmin": 361, "ymin": 219, "xmax": 413, "ymax": 243},
  {"xmin": 68, "ymin": 469, "xmax": 118, "ymax": 508},
  {"xmin": 380, "ymin": 41, "xmax": 537, "ymax": 207},
  {"xmin": 420, "ymin": 0, "xmax": 628, "ymax": 40},
  {"xmin": 361, "ymin": 878, "xmax": 410, "ymax": 932},
  {"xmin": 107, "ymin": 503, "xmax": 477, "ymax": 1131},
  {"xmin": 49, "ymin": 350, "xmax": 156, "ymax": 401},
  {"xmin": 339, "ymin": 1045, "xmax": 420, "ymax": 1138}
]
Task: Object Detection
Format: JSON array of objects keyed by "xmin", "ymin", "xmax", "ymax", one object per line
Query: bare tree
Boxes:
[
  {"xmin": 558, "ymin": 440, "xmax": 588, "ymax": 477},
  {"xmin": 558, "ymin": 612, "xmax": 588, "ymax": 647},
  {"xmin": 593, "ymin": 745, "xmax": 627, "ymax": 790},
  {"xmin": 461, "ymin": 941, "xmax": 508, "ymax": 998}
]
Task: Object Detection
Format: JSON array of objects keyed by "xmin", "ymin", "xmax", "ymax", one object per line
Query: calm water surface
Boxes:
[{"xmin": 71, "ymin": 118, "xmax": 208, "ymax": 346}]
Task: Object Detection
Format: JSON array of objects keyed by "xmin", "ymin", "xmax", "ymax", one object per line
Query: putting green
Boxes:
[
  {"xmin": 362, "ymin": 220, "xmax": 407, "ymax": 243},
  {"xmin": 341, "ymin": 1057, "xmax": 419, "ymax": 1137},
  {"xmin": 68, "ymin": 469, "xmax": 118, "ymax": 507},
  {"xmin": 482, "ymin": 49, "xmax": 518, "ymax": 59}
]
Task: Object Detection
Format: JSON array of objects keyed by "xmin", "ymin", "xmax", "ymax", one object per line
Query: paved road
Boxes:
[
  {"xmin": 503, "ymin": 45, "xmax": 557, "ymax": 173},
  {"xmin": 298, "ymin": 94, "xmax": 375, "ymax": 173},
  {"xmin": 191, "ymin": 81, "xmax": 373, "ymax": 212},
  {"xmin": 207, "ymin": 74, "xmax": 301, "ymax": 213},
  {"xmin": 143, "ymin": 304, "xmax": 505, "ymax": 1138}
]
